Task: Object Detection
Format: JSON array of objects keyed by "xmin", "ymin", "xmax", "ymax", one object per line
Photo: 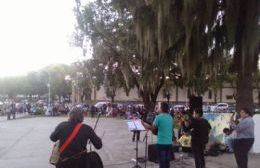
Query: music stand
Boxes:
[
  {"xmin": 141, "ymin": 130, "xmax": 149, "ymax": 168},
  {"xmin": 127, "ymin": 120, "xmax": 146, "ymax": 168}
]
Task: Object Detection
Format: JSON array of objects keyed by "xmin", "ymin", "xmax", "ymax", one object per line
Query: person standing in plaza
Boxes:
[
  {"xmin": 10, "ymin": 102, "xmax": 16, "ymax": 119},
  {"xmin": 190, "ymin": 108, "xmax": 211, "ymax": 168},
  {"xmin": 90, "ymin": 105, "xmax": 96, "ymax": 118},
  {"xmin": 231, "ymin": 108, "xmax": 254, "ymax": 168},
  {"xmin": 5, "ymin": 103, "xmax": 12, "ymax": 120},
  {"xmin": 143, "ymin": 102, "xmax": 173, "ymax": 168},
  {"xmin": 105, "ymin": 103, "xmax": 113, "ymax": 117},
  {"xmin": 50, "ymin": 107, "xmax": 102, "ymax": 168},
  {"xmin": 131, "ymin": 112, "xmax": 141, "ymax": 142}
]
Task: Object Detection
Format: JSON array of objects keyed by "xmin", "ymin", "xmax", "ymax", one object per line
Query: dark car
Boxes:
[
  {"xmin": 254, "ymin": 108, "xmax": 260, "ymax": 114},
  {"xmin": 226, "ymin": 105, "xmax": 236, "ymax": 113}
]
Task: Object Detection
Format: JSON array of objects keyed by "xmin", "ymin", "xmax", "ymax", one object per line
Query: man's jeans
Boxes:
[{"xmin": 157, "ymin": 144, "xmax": 172, "ymax": 168}]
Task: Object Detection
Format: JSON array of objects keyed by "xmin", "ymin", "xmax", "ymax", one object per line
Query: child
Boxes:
[
  {"xmin": 178, "ymin": 129, "xmax": 192, "ymax": 153},
  {"xmin": 223, "ymin": 128, "xmax": 234, "ymax": 152}
]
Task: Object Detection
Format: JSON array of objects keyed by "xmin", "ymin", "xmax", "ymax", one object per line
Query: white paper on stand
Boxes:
[
  {"xmin": 134, "ymin": 120, "xmax": 146, "ymax": 131},
  {"xmin": 127, "ymin": 119, "xmax": 146, "ymax": 131},
  {"xmin": 127, "ymin": 121, "xmax": 136, "ymax": 131}
]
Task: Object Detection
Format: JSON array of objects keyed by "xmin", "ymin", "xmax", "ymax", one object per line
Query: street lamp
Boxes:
[
  {"xmin": 47, "ymin": 83, "xmax": 51, "ymax": 115},
  {"xmin": 76, "ymin": 72, "xmax": 83, "ymax": 103},
  {"xmin": 92, "ymin": 76, "xmax": 97, "ymax": 102}
]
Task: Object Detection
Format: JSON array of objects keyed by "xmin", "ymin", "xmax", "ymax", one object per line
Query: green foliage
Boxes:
[
  {"xmin": 74, "ymin": 0, "xmax": 169, "ymax": 110},
  {"xmin": 0, "ymin": 64, "xmax": 74, "ymax": 100},
  {"xmin": 73, "ymin": 0, "xmax": 258, "ymax": 111},
  {"xmin": 0, "ymin": 76, "xmax": 29, "ymax": 98}
]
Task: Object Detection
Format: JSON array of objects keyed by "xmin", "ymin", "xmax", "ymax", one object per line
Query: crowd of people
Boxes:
[
  {"xmin": 47, "ymin": 101, "xmax": 255, "ymax": 168},
  {"xmin": 0, "ymin": 99, "xmax": 73, "ymax": 119},
  {"xmin": 143, "ymin": 103, "xmax": 255, "ymax": 168},
  {"xmin": 1, "ymin": 99, "xmax": 255, "ymax": 168},
  {"xmin": 50, "ymin": 101, "xmax": 253, "ymax": 168}
]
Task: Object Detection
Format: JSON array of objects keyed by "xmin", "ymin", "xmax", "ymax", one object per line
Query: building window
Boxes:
[{"xmin": 226, "ymin": 95, "xmax": 233, "ymax": 100}]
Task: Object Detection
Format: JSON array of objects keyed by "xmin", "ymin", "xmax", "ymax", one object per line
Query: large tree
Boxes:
[
  {"xmin": 74, "ymin": 0, "xmax": 168, "ymax": 111},
  {"xmin": 224, "ymin": 0, "xmax": 259, "ymax": 111},
  {"xmin": 110, "ymin": 0, "xmax": 259, "ymax": 111},
  {"xmin": 74, "ymin": 0, "xmax": 259, "ymax": 112}
]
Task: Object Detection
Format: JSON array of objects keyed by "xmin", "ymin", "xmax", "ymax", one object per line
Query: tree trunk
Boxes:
[
  {"xmin": 134, "ymin": 73, "xmax": 164, "ymax": 113},
  {"xmin": 142, "ymin": 91, "xmax": 156, "ymax": 112},
  {"xmin": 219, "ymin": 87, "xmax": 223, "ymax": 102},
  {"xmin": 141, "ymin": 86, "xmax": 161, "ymax": 113},
  {"xmin": 58, "ymin": 95, "xmax": 61, "ymax": 103},
  {"xmin": 214, "ymin": 89, "xmax": 217, "ymax": 103},
  {"xmin": 176, "ymin": 87, "xmax": 179, "ymax": 103},
  {"xmin": 234, "ymin": 0, "xmax": 256, "ymax": 114},
  {"xmin": 258, "ymin": 90, "xmax": 260, "ymax": 107},
  {"xmin": 111, "ymin": 95, "xmax": 115, "ymax": 102},
  {"xmin": 256, "ymin": 81, "xmax": 260, "ymax": 107},
  {"xmin": 236, "ymin": 72, "xmax": 254, "ymax": 113},
  {"xmin": 68, "ymin": 94, "xmax": 71, "ymax": 102},
  {"xmin": 166, "ymin": 95, "xmax": 170, "ymax": 104},
  {"xmin": 81, "ymin": 95, "xmax": 84, "ymax": 102}
]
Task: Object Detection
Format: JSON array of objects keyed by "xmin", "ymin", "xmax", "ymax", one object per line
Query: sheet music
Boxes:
[
  {"xmin": 127, "ymin": 121, "xmax": 137, "ymax": 131},
  {"xmin": 134, "ymin": 119, "xmax": 146, "ymax": 131},
  {"xmin": 127, "ymin": 119, "xmax": 146, "ymax": 131}
]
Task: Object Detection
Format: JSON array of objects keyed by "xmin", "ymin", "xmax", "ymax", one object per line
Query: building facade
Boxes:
[{"xmin": 91, "ymin": 84, "xmax": 259, "ymax": 104}]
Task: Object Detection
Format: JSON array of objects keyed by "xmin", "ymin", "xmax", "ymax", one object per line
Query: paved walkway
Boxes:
[
  {"xmin": 0, "ymin": 116, "xmax": 259, "ymax": 168},
  {"xmin": 0, "ymin": 113, "xmax": 29, "ymax": 122}
]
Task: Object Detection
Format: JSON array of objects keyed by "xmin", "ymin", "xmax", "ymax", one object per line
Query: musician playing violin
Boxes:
[{"xmin": 143, "ymin": 102, "xmax": 173, "ymax": 168}]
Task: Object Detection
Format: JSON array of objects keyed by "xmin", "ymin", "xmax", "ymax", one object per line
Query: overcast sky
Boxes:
[{"xmin": 0, "ymin": 0, "xmax": 91, "ymax": 78}]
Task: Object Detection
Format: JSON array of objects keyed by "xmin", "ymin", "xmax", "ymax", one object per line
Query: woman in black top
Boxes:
[{"xmin": 50, "ymin": 107, "xmax": 102, "ymax": 168}]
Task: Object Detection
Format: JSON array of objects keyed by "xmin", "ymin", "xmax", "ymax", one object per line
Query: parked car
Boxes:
[
  {"xmin": 215, "ymin": 103, "xmax": 229, "ymax": 111},
  {"xmin": 254, "ymin": 108, "xmax": 260, "ymax": 114},
  {"xmin": 94, "ymin": 101, "xmax": 109, "ymax": 109},
  {"xmin": 210, "ymin": 105, "xmax": 217, "ymax": 112},
  {"xmin": 173, "ymin": 105, "xmax": 188, "ymax": 112},
  {"xmin": 203, "ymin": 105, "xmax": 212, "ymax": 113},
  {"xmin": 227, "ymin": 105, "xmax": 236, "ymax": 113}
]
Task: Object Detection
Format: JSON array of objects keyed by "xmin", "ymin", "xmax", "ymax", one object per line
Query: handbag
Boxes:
[
  {"xmin": 49, "ymin": 123, "xmax": 82, "ymax": 165},
  {"xmin": 49, "ymin": 140, "xmax": 60, "ymax": 165}
]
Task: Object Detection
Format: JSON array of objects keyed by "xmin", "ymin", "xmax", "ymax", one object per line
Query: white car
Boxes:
[
  {"xmin": 215, "ymin": 103, "xmax": 229, "ymax": 111},
  {"xmin": 173, "ymin": 105, "xmax": 188, "ymax": 111},
  {"xmin": 94, "ymin": 101, "xmax": 109, "ymax": 109}
]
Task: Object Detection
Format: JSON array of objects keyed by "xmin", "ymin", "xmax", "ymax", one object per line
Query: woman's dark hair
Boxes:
[
  {"xmin": 69, "ymin": 107, "xmax": 84, "ymax": 123},
  {"xmin": 241, "ymin": 108, "xmax": 252, "ymax": 116},
  {"xmin": 160, "ymin": 102, "xmax": 169, "ymax": 113},
  {"xmin": 193, "ymin": 108, "xmax": 203, "ymax": 117}
]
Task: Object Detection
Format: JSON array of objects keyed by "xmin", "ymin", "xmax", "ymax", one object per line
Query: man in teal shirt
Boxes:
[{"xmin": 145, "ymin": 102, "xmax": 173, "ymax": 168}]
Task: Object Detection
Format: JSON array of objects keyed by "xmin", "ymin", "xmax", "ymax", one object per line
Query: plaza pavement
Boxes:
[{"xmin": 0, "ymin": 116, "xmax": 259, "ymax": 168}]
